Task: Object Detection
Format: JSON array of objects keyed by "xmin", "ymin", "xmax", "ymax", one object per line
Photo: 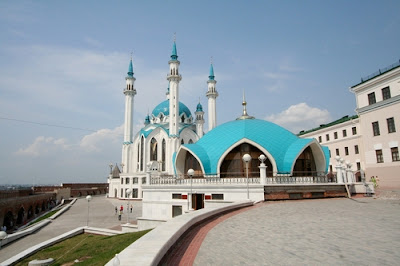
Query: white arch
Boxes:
[
  {"xmin": 175, "ymin": 146, "xmax": 206, "ymax": 177},
  {"xmin": 216, "ymin": 138, "xmax": 278, "ymax": 176},
  {"xmin": 290, "ymin": 139, "xmax": 327, "ymax": 174}
]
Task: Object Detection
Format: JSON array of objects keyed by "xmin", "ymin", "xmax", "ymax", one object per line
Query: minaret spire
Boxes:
[
  {"xmin": 206, "ymin": 57, "xmax": 218, "ymax": 131},
  {"xmin": 236, "ymin": 90, "xmax": 255, "ymax": 120}
]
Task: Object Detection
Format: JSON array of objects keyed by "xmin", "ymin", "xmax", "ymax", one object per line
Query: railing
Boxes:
[{"xmin": 150, "ymin": 171, "xmax": 337, "ymax": 185}]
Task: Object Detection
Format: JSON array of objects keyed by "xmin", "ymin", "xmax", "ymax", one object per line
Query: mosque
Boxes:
[{"xmin": 108, "ymin": 41, "xmax": 340, "ymax": 222}]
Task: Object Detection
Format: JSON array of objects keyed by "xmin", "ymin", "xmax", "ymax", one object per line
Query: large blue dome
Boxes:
[
  {"xmin": 151, "ymin": 100, "xmax": 192, "ymax": 118},
  {"xmin": 178, "ymin": 119, "xmax": 329, "ymax": 174}
]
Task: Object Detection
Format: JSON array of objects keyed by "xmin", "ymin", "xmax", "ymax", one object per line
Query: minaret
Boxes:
[
  {"xmin": 123, "ymin": 55, "xmax": 137, "ymax": 144},
  {"xmin": 206, "ymin": 59, "xmax": 218, "ymax": 131},
  {"xmin": 167, "ymin": 39, "xmax": 182, "ymax": 137},
  {"xmin": 195, "ymin": 100, "xmax": 204, "ymax": 138}
]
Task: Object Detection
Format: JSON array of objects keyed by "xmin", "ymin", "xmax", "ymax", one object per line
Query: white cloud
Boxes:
[
  {"xmin": 15, "ymin": 136, "xmax": 70, "ymax": 157},
  {"xmin": 80, "ymin": 125, "xmax": 123, "ymax": 152},
  {"xmin": 266, "ymin": 103, "xmax": 331, "ymax": 134}
]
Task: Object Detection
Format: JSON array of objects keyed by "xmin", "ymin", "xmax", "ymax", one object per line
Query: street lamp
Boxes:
[
  {"xmin": 242, "ymin": 154, "xmax": 252, "ymax": 200},
  {"xmin": 0, "ymin": 231, "xmax": 7, "ymax": 249},
  {"xmin": 187, "ymin": 169, "xmax": 194, "ymax": 210},
  {"xmin": 126, "ymin": 189, "xmax": 132, "ymax": 224},
  {"xmin": 86, "ymin": 195, "xmax": 92, "ymax": 227}
]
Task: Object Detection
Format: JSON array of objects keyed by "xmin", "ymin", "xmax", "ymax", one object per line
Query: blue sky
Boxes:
[{"xmin": 0, "ymin": 0, "xmax": 399, "ymax": 184}]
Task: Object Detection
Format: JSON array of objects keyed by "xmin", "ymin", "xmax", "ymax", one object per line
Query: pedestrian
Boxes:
[
  {"xmin": 118, "ymin": 209, "xmax": 122, "ymax": 221},
  {"xmin": 130, "ymin": 204, "xmax": 133, "ymax": 213},
  {"xmin": 115, "ymin": 206, "xmax": 117, "ymax": 215},
  {"xmin": 120, "ymin": 205, "xmax": 123, "ymax": 213}
]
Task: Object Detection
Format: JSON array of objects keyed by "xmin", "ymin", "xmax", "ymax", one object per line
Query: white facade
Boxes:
[
  {"xmin": 109, "ymin": 43, "xmax": 213, "ymax": 199},
  {"xmin": 300, "ymin": 61, "xmax": 400, "ymax": 188}
]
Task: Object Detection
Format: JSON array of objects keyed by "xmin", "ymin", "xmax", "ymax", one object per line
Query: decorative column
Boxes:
[
  {"xmin": 146, "ymin": 162, "xmax": 151, "ymax": 185},
  {"xmin": 258, "ymin": 154, "xmax": 267, "ymax": 186},
  {"xmin": 335, "ymin": 156, "xmax": 343, "ymax": 183}
]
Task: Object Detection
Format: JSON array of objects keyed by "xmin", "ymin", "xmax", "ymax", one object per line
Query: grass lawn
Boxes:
[
  {"xmin": 28, "ymin": 209, "xmax": 59, "ymax": 226},
  {"xmin": 16, "ymin": 230, "xmax": 151, "ymax": 266}
]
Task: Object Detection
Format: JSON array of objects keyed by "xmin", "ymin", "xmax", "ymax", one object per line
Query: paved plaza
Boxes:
[
  {"xmin": 1, "ymin": 191, "xmax": 399, "ymax": 265},
  {"xmin": 194, "ymin": 197, "xmax": 400, "ymax": 265}
]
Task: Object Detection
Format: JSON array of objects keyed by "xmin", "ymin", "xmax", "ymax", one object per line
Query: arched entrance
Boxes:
[
  {"xmin": 184, "ymin": 152, "xmax": 202, "ymax": 177},
  {"xmin": 3, "ymin": 211, "xmax": 14, "ymax": 231},
  {"xmin": 16, "ymin": 207, "xmax": 24, "ymax": 225},
  {"xmin": 293, "ymin": 146, "xmax": 316, "ymax": 176},
  {"xmin": 220, "ymin": 143, "xmax": 273, "ymax": 177}
]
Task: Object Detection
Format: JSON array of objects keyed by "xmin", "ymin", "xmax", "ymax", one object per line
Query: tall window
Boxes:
[
  {"xmin": 392, "ymin": 147, "xmax": 399, "ymax": 162},
  {"xmin": 345, "ymin": 147, "xmax": 349, "ymax": 156},
  {"xmin": 126, "ymin": 177, "xmax": 130, "ymax": 184},
  {"xmin": 352, "ymin": 127, "xmax": 357, "ymax": 135},
  {"xmin": 326, "ymin": 134, "xmax": 330, "ymax": 141},
  {"xmin": 372, "ymin": 121, "xmax": 380, "ymax": 136},
  {"xmin": 334, "ymin": 132, "xmax": 338, "ymax": 139},
  {"xmin": 150, "ymin": 138, "xmax": 158, "ymax": 161},
  {"xmin": 355, "ymin": 145, "xmax": 359, "ymax": 154},
  {"xmin": 376, "ymin": 150, "xmax": 384, "ymax": 163},
  {"xmin": 368, "ymin": 92, "xmax": 376, "ymax": 105},
  {"xmin": 356, "ymin": 162, "xmax": 361, "ymax": 171},
  {"xmin": 387, "ymin": 117, "xmax": 396, "ymax": 133},
  {"xmin": 318, "ymin": 136, "xmax": 322, "ymax": 143},
  {"xmin": 336, "ymin": 148, "xmax": 340, "ymax": 156},
  {"xmin": 342, "ymin": 129, "xmax": 347, "ymax": 137},
  {"xmin": 140, "ymin": 136, "xmax": 144, "ymax": 171},
  {"xmin": 162, "ymin": 139, "xmax": 166, "ymax": 171},
  {"xmin": 382, "ymin": 87, "xmax": 391, "ymax": 100}
]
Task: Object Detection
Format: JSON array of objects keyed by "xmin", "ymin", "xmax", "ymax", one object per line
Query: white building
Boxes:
[{"xmin": 300, "ymin": 60, "xmax": 400, "ymax": 188}]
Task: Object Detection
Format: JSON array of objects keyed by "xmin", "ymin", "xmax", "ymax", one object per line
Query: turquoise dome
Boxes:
[
  {"xmin": 181, "ymin": 119, "xmax": 329, "ymax": 174},
  {"xmin": 152, "ymin": 99, "xmax": 192, "ymax": 118}
]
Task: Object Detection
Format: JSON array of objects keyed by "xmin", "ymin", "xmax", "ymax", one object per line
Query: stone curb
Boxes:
[
  {"xmin": 105, "ymin": 200, "xmax": 254, "ymax": 266},
  {"xmin": 0, "ymin": 226, "xmax": 122, "ymax": 266}
]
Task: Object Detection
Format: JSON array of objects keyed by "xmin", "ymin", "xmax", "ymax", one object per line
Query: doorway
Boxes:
[{"xmin": 191, "ymin": 193, "xmax": 204, "ymax": 210}]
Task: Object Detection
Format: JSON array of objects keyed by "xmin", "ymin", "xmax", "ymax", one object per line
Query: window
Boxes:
[
  {"xmin": 126, "ymin": 177, "xmax": 130, "ymax": 184},
  {"xmin": 162, "ymin": 139, "xmax": 166, "ymax": 171},
  {"xmin": 392, "ymin": 147, "xmax": 399, "ymax": 162},
  {"xmin": 382, "ymin": 87, "xmax": 391, "ymax": 100},
  {"xmin": 355, "ymin": 145, "xmax": 359, "ymax": 154},
  {"xmin": 121, "ymin": 178, "xmax": 124, "ymax": 185},
  {"xmin": 172, "ymin": 193, "xmax": 182, "ymax": 199},
  {"xmin": 150, "ymin": 138, "xmax": 158, "ymax": 161},
  {"xmin": 336, "ymin": 148, "xmax": 340, "ymax": 156},
  {"xmin": 372, "ymin": 122, "xmax": 380, "ymax": 136},
  {"xmin": 121, "ymin": 188, "xmax": 123, "ymax": 197},
  {"xmin": 345, "ymin": 147, "xmax": 349, "ymax": 156},
  {"xmin": 342, "ymin": 129, "xmax": 347, "ymax": 137},
  {"xmin": 318, "ymin": 136, "xmax": 322, "ymax": 143},
  {"xmin": 376, "ymin": 150, "xmax": 384, "ymax": 163},
  {"xmin": 142, "ymin": 177, "xmax": 146, "ymax": 184},
  {"xmin": 356, "ymin": 162, "xmax": 361, "ymax": 171},
  {"xmin": 133, "ymin": 177, "xmax": 138, "ymax": 184},
  {"xmin": 212, "ymin": 194, "xmax": 224, "ymax": 200},
  {"xmin": 326, "ymin": 134, "xmax": 330, "ymax": 141},
  {"xmin": 334, "ymin": 132, "xmax": 338, "ymax": 139},
  {"xmin": 132, "ymin": 189, "xmax": 138, "ymax": 198},
  {"xmin": 387, "ymin": 117, "xmax": 396, "ymax": 133},
  {"xmin": 352, "ymin": 127, "xmax": 357, "ymax": 135},
  {"xmin": 172, "ymin": 206, "xmax": 183, "ymax": 217},
  {"xmin": 368, "ymin": 92, "xmax": 376, "ymax": 105}
]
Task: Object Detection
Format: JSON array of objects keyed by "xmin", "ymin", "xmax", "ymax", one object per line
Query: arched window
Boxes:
[
  {"xmin": 162, "ymin": 139, "xmax": 166, "ymax": 171},
  {"xmin": 184, "ymin": 152, "xmax": 201, "ymax": 176},
  {"xmin": 220, "ymin": 143, "xmax": 273, "ymax": 178},
  {"xmin": 150, "ymin": 138, "xmax": 158, "ymax": 161},
  {"xmin": 140, "ymin": 136, "xmax": 144, "ymax": 171},
  {"xmin": 189, "ymin": 139, "xmax": 193, "ymax": 144},
  {"xmin": 181, "ymin": 139, "xmax": 184, "ymax": 145},
  {"xmin": 181, "ymin": 115, "xmax": 185, "ymax": 123}
]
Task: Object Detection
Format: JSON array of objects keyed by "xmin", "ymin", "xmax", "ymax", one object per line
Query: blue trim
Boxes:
[
  {"xmin": 171, "ymin": 42, "xmax": 178, "ymax": 60},
  {"xmin": 127, "ymin": 59, "xmax": 134, "ymax": 77},
  {"xmin": 172, "ymin": 152, "xmax": 177, "ymax": 176}
]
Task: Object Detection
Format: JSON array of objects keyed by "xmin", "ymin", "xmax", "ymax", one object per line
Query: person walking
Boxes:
[
  {"xmin": 115, "ymin": 206, "xmax": 117, "ymax": 215},
  {"xmin": 130, "ymin": 204, "xmax": 133, "ymax": 213},
  {"xmin": 118, "ymin": 209, "xmax": 122, "ymax": 221}
]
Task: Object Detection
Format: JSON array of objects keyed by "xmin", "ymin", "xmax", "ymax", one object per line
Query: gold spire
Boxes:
[{"xmin": 236, "ymin": 89, "xmax": 255, "ymax": 120}]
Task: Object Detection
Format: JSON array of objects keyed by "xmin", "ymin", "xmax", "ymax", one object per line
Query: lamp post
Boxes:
[
  {"xmin": 126, "ymin": 189, "xmax": 132, "ymax": 224},
  {"xmin": 187, "ymin": 169, "xmax": 194, "ymax": 210},
  {"xmin": 242, "ymin": 154, "xmax": 251, "ymax": 200},
  {"xmin": 0, "ymin": 231, "xmax": 7, "ymax": 249},
  {"xmin": 86, "ymin": 195, "xmax": 92, "ymax": 227}
]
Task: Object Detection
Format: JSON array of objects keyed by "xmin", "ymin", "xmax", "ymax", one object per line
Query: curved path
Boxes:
[
  {"xmin": 0, "ymin": 196, "xmax": 141, "ymax": 263},
  {"xmin": 193, "ymin": 198, "xmax": 400, "ymax": 265}
]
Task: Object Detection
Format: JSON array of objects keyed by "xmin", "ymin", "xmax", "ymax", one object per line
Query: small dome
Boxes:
[
  {"xmin": 152, "ymin": 99, "xmax": 192, "ymax": 118},
  {"xmin": 196, "ymin": 102, "xmax": 203, "ymax": 112}
]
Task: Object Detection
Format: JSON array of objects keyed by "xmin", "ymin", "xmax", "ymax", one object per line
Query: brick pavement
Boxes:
[{"xmin": 194, "ymin": 197, "xmax": 400, "ymax": 265}]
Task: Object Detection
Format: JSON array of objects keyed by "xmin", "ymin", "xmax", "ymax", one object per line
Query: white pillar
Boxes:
[
  {"xmin": 146, "ymin": 162, "xmax": 151, "ymax": 185},
  {"xmin": 258, "ymin": 154, "xmax": 267, "ymax": 186},
  {"xmin": 335, "ymin": 156, "xmax": 343, "ymax": 183}
]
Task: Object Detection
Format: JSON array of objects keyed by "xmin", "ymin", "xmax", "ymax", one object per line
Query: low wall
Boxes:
[{"xmin": 105, "ymin": 200, "xmax": 254, "ymax": 266}]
